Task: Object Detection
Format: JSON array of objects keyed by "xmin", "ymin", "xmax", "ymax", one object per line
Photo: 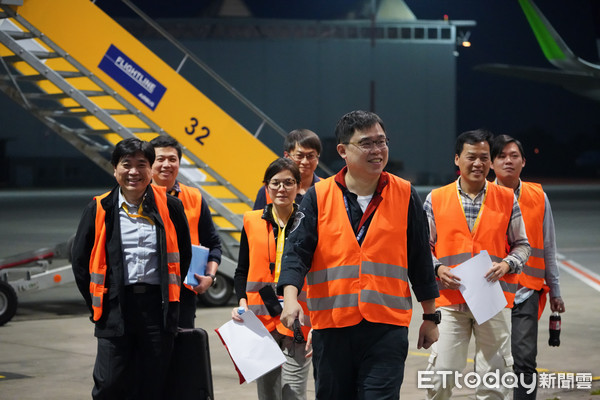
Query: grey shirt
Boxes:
[{"xmin": 513, "ymin": 181, "xmax": 561, "ymax": 303}]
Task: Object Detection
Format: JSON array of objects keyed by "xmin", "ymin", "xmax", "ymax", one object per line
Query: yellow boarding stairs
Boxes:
[{"xmin": 0, "ymin": 0, "xmax": 286, "ymax": 305}]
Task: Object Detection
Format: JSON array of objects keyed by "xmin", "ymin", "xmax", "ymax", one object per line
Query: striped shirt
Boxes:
[
  {"xmin": 118, "ymin": 190, "xmax": 160, "ymax": 285},
  {"xmin": 423, "ymin": 178, "xmax": 530, "ymax": 274}
]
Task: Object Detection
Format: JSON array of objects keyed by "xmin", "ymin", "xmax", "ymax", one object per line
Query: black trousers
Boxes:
[
  {"xmin": 178, "ymin": 285, "xmax": 198, "ymax": 329},
  {"xmin": 312, "ymin": 319, "xmax": 408, "ymax": 400},
  {"xmin": 92, "ymin": 285, "xmax": 174, "ymax": 400},
  {"xmin": 511, "ymin": 290, "xmax": 540, "ymax": 400}
]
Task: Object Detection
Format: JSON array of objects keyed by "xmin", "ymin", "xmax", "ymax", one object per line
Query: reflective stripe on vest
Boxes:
[
  {"xmin": 89, "ymin": 186, "xmax": 181, "ymax": 322},
  {"xmin": 518, "ymin": 182, "xmax": 546, "ymax": 290},
  {"xmin": 438, "ymin": 252, "xmax": 504, "ymax": 267},
  {"xmin": 89, "ymin": 191, "xmax": 110, "ymax": 322},
  {"xmin": 152, "ymin": 185, "xmax": 182, "ymax": 303},
  {"xmin": 309, "ymin": 174, "xmax": 412, "ymax": 330},
  {"xmin": 431, "ymin": 182, "xmax": 519, "ymax": 308},
  {"xmin": 243, "ymin": 210, "xmax": 311, "ymax": 338}
]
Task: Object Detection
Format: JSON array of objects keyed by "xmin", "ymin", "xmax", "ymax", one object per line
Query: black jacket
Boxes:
[{"xmin": 71, "ymin": 185, "xmax": 191, "ymax": 337}]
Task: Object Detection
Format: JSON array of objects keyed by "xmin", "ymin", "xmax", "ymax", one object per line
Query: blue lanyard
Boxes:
[{"xmin": 343, "ymin": 194, "xmax": 367, "ymax": 243}]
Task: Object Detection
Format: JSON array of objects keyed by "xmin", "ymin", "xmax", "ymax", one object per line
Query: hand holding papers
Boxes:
[
  {"xmin": 184, "ymin": 244, "xmax": 209, "ymax": 286},
  {"xmin": 215, "ymin": 310, "xmax": 286, "ymax": 384},
  {"xmin": 451, "ymin": 250, "xmax": 507, "ymax": 325}
]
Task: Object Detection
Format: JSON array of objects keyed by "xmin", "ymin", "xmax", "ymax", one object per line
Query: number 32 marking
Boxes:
[{"xmin": 185, "ymin": 117, "xmax": 210, "ymax": 145}]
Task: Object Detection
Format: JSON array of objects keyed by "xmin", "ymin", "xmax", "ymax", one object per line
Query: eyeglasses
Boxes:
[
  {"xmin": 345, "ymin": 137, "xmax": 389, "ymax": 152},
  {"xmin": 289, "ymin": 152, "xmax": 319, "ymax": 162},
  {"xmin": 267, "ymin": 179, "xmax": 297, "ymax": 190}
]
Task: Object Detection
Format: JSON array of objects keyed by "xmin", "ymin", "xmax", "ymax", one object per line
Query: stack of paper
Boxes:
[
  {"xmin": 452, "ymin": 250, "xmax": 508, "ymax": 324},
  {"xmin": 215, "ymin": 310, "xmax": 286, "ymax": 384}
]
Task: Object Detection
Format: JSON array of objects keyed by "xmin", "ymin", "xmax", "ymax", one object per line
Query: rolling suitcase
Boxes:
[{"xmin": 166, "ymin": 327, "xmax": 214, "ymax": 400}]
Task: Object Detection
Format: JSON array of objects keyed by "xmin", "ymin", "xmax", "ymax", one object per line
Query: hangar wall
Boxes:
[{"xmin": 0, "ymin": 18, "xmax": 458, "ymax": 187}]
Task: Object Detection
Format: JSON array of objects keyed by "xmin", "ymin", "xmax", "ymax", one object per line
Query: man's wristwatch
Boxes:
[
  {"xmin": 423, "ymin": 310, "xmax": 442, "ymax": 324},
  {"xmin": 505, "ymin": 259, "xmax": 515, "ymax": 273},
  {"xmin": 206, "ymin": 274, "xmax": 217, "ymax": 287}
]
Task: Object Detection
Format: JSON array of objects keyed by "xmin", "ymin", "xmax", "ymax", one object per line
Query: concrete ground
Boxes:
[
  {"xmin": 1, "ymin": 272, "xmax": 599, "ymax": 400},
  {"xmin": 1, "ymin": 186, "xmax": 599, "ymax": 399}
]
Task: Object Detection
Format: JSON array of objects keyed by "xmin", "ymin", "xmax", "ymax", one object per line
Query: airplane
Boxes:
[{"xmin": 474, "ymin": 0, "xmax": 600, "ymax": 103}]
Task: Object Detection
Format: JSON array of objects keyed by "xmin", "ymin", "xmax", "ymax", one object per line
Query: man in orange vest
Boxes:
[
  {"xmin": 150, "ymin": 136, "xmax": 222, "ymax": 328},
  {"xmin": 423, "ymin": 129, "xmax": 531, "ymax": 400},
  {"xmin": 491, "ymin": 134, "xmax": 565, "ymax": 400},
  {"xmin": 278, "ymin": 110, "xmax": 440, "ymax": 399},
  {"xmin": 253, "ymin": 129, "xmax": 322, "ymax": 210},
  {"xmin": 71, "ymin": 138, "xmax": 192, "ymax": 400}
]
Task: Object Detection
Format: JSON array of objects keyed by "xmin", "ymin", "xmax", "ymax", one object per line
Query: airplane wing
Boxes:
[
  {"xmin": 475, "ymin": 0, "xmax": 600, "ymax": 102},
  {"xmin": 475, "ymin": 64, "xmax": 595, "ymax": 87},
  {"xmin": 475, "ymin": 63, "xmax": 600, "ymax": 101}
]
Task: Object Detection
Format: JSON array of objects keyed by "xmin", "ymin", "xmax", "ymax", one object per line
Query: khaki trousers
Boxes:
[{"xmin": 425, "ymin": 307, "xmax": 514, "ymax": 400}]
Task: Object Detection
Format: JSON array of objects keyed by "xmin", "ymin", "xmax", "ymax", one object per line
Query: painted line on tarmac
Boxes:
[
  {"xmin": 0, "ymin": 371, "xmax": 30, "ymax": 381},
  {"xmin": 557, "ymin": 254, "xmax": 600, "ymax": 292}
]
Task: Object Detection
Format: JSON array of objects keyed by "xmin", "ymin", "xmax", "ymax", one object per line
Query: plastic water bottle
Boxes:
[{"xmin": 548, "ymin": 311, "xmax": 561, "ymax": 347}]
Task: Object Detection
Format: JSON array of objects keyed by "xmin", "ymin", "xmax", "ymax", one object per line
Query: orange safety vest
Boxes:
[
  {"xmin": 89, "ymin": 186, "xmax": 181, "ymax": 322},
  {"xmin": 308, "ymin": 174, "xmax": 413, "ymax": 330},
  {"xmin": 177, "ymin": 184, "xmax": 202, "ymax": 246},
  {"xmin": 243, "ymin": 210, "xmax": 311, "ymax": 338},
  {"xmin": 517, "ymin": 182, "xmax": 546, "ymax": 291},
  {"xmin": 431, "ymin": 182, "xmax": 519, "ymax": 308}
]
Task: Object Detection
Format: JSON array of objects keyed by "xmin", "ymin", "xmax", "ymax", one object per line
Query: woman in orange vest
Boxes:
[
  {"xmin": 252, "ymin": 129, "xmax": 322, "ymax": 210},
  {"xmin": 231, "ymin": 157, "xmax": 312, "ymax": 400}
]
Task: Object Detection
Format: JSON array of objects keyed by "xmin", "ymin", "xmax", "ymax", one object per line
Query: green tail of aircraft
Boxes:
[{"xmin": 475, "ymin": 0, "xmax": 600, "ymax": 102}]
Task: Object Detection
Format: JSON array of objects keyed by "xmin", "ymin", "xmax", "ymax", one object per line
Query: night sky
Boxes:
[{"xmin": 404, "ymin": 0, "xmax": 600, "ymax": 180}]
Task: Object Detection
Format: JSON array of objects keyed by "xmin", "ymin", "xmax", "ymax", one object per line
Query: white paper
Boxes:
[
  {"xmin": 184, "ymin": 244, "xmax": 209, "ymax": 286},
  {"xmin": 216, "ymin": 310, "xmax": 286, "ymax": 383},
  {"xmin": 451, "ymin": 250, "xmax": 507, "ymax": 325}
]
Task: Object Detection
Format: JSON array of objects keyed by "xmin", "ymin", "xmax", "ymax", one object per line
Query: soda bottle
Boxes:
[{"xmin": 548, "ymin": 311, "xmax": 561, "ymax": 347}]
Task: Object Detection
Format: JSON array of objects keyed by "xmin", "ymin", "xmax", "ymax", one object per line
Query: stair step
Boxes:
[
  {"xmin": 25, "ymin": 90, "xmax": 106, "ymax": 100},
  {"xmin": 3, "ymin": 30, "xmax": 35, "ymax": 40},
  {"xmin": 72, "ymin": 127, "xmax": 154, "ymax": 135},
  {"xmin": 39, "ymin": 108, "xmax": 133, "ymax": 118},
  {"xmin": 16, "ymin": 70, "xmax": 85, "ymax": 81}
]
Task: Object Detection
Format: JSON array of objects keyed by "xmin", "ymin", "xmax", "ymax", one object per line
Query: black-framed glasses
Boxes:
[
  {"xmin": 345, "ymin": 137, "xmax": 390, "ymax": 152},
  {"xmin": 267, "ymin": 179, "xmax": 297, "ymax": 190},
  {"xmin": 289, "ymin": 152, "xmax": 319, "ymax": 162}
]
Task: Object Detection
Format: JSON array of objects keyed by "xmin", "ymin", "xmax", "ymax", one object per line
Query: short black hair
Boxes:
[
  {"xmin": 263, "ymin": 157, "xmax": 301, "ymax": 186},
  {"xmin": 283, "ymin": 129, "xmax": 321, "ymax": 155},
  {"xmin": 455, "ymin": 129, "xmax": 494, "ymax": 156},
  {"xmin": 335, "ymin": 110, "xmax": 385, "ymax": 144},
  {"xmin": 491, "ymin": 134, "xmax": 525, "ymax": 161},
  {"xmin": 111, "ymin": 138, "xmax": 155, "ymax": 167},
  {"xmin": 149, "ymin": 136, "xmax": 182, "ymax": 161}
]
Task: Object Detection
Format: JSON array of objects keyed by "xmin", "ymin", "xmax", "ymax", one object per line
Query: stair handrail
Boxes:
[{"xmin": 118, "ymin": 0, "xmax": 335, "ymax": 177}]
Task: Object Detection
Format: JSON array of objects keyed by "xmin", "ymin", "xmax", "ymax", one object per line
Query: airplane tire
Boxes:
[
  {"xmin": 197, "ymin": 273, "xmax": 234, "ymax": 307},
  {"xmin": 0, "ymin": 280, "xmax": 18, "ymax": 326}
]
